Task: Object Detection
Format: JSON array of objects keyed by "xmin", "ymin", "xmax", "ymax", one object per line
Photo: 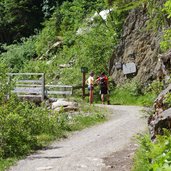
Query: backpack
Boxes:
[{"xmin": 99, "ymin": 76, "xmax": 106, "ymax": 88}]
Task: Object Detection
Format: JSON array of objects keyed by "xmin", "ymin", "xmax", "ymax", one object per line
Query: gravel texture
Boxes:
[{"xmin": 9, "ymin": 105, "xmax": 146, "ymax": 171}]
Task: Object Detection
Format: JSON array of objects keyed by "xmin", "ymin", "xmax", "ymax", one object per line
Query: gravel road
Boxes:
[{"xmin": 9, "ymin": 105, "xmax": 147, "ymax": 171}]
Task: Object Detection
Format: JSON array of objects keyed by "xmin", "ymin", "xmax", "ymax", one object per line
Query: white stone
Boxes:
[{"xmin": 52, "ymin": 99, "xmax": 78, "ymax": 109}]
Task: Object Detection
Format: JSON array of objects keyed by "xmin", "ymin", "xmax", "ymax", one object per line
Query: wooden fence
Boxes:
[
  {"xmin": 8, "ymin": 73, "xmax": 72, "ymax": 101},
  {"xmin": 45, "ymin": 85, "xmax": 73, "ymax": 97}
]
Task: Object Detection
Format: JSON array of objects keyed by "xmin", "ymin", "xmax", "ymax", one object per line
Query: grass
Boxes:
[
  {"xmin": 68, "ymin": 105, "xmax": 107, "ymax": 131},
  {"xmin": 79, "ymin": 81, "xmax": 157, "ymax": 106},
  {"xmin": 0, "ymin": 158, "xmax": 17, "ymax": 171},
  {"xmin": 109, "ymin": 88, "xmax": 156, "ymax": 106},
  {"xmin": 0, "ymin": 102, "xmax": 107, "ymax": 171}
]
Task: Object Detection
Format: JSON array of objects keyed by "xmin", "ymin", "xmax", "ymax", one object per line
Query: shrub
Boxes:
[
  {"xmin": 35, "ymin": 15, "xmax": 58, "ymax": 56},
  {"xmin": 0, "ymin": 96, "xmax": 106, "ymax": 160},
  {"xmin": 133, "ymin": 130, "xmax": 171, "ymax": 171},
  {"xmin": 0, "ymin": 37, "xmax": 37, "ymax": 72},
  {"xmin": 0, "ymin": 98, "xmax": 60, "ymax": 158},
  {"xmin": 145, "ymin": 80, "xmax": 163, "ymax": 96},
  {"xmin": 0, "ymin": 63, "xmax": 9, "ymax": 103}
]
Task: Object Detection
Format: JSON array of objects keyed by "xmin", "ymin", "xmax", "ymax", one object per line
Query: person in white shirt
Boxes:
[{"xmin": 86, "ymin": 71, "xmax": 94, "ymax": 104}]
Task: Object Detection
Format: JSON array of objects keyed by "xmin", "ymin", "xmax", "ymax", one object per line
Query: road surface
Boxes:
[{"xmin": 9, "ymin": 105, "xmax": 146, "ymax": 171}]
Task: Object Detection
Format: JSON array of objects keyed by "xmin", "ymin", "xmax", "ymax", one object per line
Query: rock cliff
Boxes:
[{"xmin": 110, "ymin": 7, "xmax": 161, "ymax": 84}]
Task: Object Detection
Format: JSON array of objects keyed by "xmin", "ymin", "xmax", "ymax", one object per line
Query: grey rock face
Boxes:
[
  {"xmin": 148, "ymin": 108, "xmax": 171, "ymax": 140},
  {"xmin": 148, "ymin": 83, "xmax": 171, "ymax": 140},
  {"xmin": 110, "ymin": 8, "xmax": 161, "ymax": 84}
]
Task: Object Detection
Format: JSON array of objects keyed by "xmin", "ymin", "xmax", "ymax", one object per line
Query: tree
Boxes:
[{"xmin": 0, "ymin": 0, "xmax": 44, "ymax": 44}]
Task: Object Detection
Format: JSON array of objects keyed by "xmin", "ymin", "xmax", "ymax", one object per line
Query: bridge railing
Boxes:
[
  {"xmin": 8, "ymin": 73, "xmax": 73, "ymax": 101},
  {"xmin": 8, "ymin": 73, "xmax": 45, "ymax": 101},
  {"xmin": 45, "ymin": 85, "xmax": 73, "ymax": 98}
]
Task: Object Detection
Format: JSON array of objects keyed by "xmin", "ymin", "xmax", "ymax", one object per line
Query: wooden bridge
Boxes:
[{"xmin": 8, "ymin": 73, "xmax": 73, "ymax": 101}]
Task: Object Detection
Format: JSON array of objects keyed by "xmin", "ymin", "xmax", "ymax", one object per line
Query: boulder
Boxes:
[
  {"xmin": 54, "ymin": 106, "xmax": 78, "ymax": 112},
  {"xmin": 148, "ymin": 83, "xmax": 171, "ymax": 140},
  {"xmin": 148, "ymin": 108, "xmax": 171, "ymax": 140},
  {"xmin": 156, "ymin": 83, "xmax": 171, "ymax": 101},
  {"xmin": 52, "ymin": 99, "xmax": 78, "ymax": 112}
]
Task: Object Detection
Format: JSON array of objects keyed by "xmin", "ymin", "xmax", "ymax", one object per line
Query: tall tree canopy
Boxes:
[
  {"xmin": 0, "ymin": 0, "xmax": 76, "ymax": 44},
  {"xmin": 0, "ymin": 0, "xmax": 45, "ymax": 44},
  {"xmin": 0, "ymin": 0, "xmax": 43, "ymax": 43}
]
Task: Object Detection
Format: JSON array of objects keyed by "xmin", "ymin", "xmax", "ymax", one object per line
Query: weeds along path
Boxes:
[{"xmin": 9, "ymin": 105, "xmax": 146, "ymax": 171}]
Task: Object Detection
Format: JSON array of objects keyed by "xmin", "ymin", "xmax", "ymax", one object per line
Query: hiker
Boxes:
[
  {"xmin": 96, "ymin": 72, "xmax": 110, "ymax": 105},
  {"xmin": 86, "ymin": 71, "xmax": 94, "ymax": 104}
]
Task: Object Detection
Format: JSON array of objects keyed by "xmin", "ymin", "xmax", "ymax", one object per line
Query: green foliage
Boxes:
[
  {"xmin": 145, "ymin": 80, "xmax": 164, "ymax": 96},
  {"xmin": 132, "ymin": 134, "xmax": 151, "ymax": 171},
  {"xmin": 0, "ymin": 37, "xmax": 37, "ymax": 72},
  {"xmin": 159, "ymin": 0, "xmax": 171, "ymax": 52},
  {"xmin": 0, "ymin": 63, "xmax": 9, "ymax": 103},
  {"xmin": 0, "ymin": 94, "xmax": 106, "ymax": 170},
  {"xmin": 124, "ymin": 81, "xmax": 143, "ymax": 96},
  {"xmin": 110, "ymin": 81, "xmax": 156, "ymax": 106},
  {"xmin": 155, "ymin": 0, "xmax": 171, "ymax": 52},
  {"xmin": 69, "ymin": 112, "xmax": 106, "ymax": 131},
  {"xmin": 0, "ymin": 158, "xmax": 16, "ymax": 171},
  {"xmin": 42, "ymin": 0, "xmax": 58, "ymax": 18},
  {"xmin": 133, "ymin": 131, "xmax": 171, "ymax": 171},
  {"xmin": 104, "ymin": 0, "xmax": 146, "ymax": 12},
  {"xmin": 163, "ymin": 0, "xmax": 171, "ymax": 19},
  {"xmin": 46, "ymin": 0, "xmax": 125, "ymax": 84},
  {"xmin": 59, "ymin": 0, "xmax": 104, "ymax": 34},
  {"xmin": 110, "ymin": 87, "xmax": 155, "ymax": 106},
  {"xmin": 76, "ymin": 25, "xmax": 116, "ymax": 73},
  {"xmin": 35, "ymin": 13, "xmax": 59, "ymax": 56},
  {"xmin": 35, "ymin": 0, "xmax": 106, "ymax": 56},
  {"xmin": 68, "ymin": 102, "xmax": 106, "ymax": 130},
  {"xmin": 20, "ymin": 60, "xmax": 48, "ymax": 74},
  {"xmin": 163, "ymin": 93, "xmax": 171, "ymax": 108},
  {"xmin": 160, "ymin": 29, "xmax": 171, "ymax": 52},
  {"xmin": 145, "ymin": 0, "xmax": 167, "ymax": 31},
  {"xmin": 0, "ymin": 0, "xmax": 129, "ymax": 86},
  {"xmin": 0, "ymin": 98, "xmax": 58, "ymax": 158}
]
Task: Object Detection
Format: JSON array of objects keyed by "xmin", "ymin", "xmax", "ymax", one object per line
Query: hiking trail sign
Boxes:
[
  {"xmin": 81, "ymin": 67, "xmax": 88, "ymax": 73},
  {"xmin": 123, "ymin": 62, "xmax": 136, "ymax": 75}
]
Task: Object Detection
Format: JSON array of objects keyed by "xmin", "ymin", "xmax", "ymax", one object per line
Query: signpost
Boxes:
[
  {"xmin": 123, "ymin": 62, "xmax": 136, "ymax": 75},
  {"xmin": 81, "ymin": 67, "xmax": 88, "ymax": 99}
]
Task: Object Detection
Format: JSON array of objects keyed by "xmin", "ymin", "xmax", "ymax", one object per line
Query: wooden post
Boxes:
[{"xmin": 82, "ymin": 72, "xmax": 86, "ymax": 99}]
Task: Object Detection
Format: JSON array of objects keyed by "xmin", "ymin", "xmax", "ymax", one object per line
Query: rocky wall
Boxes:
[{"xmin": 110, "ymin": 8, "xmax": 161, "ymax": 85}]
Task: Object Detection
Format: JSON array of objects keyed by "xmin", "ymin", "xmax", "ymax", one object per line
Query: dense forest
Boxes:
[
  {"xmin": 0, "ymin": 0, "xmax": 67, "ymax": 44},
  {"xmin": 2, "ymin": 0, "xmax": 171, "ymax": 170}
]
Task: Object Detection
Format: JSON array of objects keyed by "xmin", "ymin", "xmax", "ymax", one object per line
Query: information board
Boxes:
[{"xmin": 123, "ymin": 62, "xmax": 136, "ymax": 75}]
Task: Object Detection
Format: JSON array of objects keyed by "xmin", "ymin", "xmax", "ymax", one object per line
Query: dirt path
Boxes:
[{"xmin": 9, "ymin": 105, "xmax": 146, "ymax": 171}]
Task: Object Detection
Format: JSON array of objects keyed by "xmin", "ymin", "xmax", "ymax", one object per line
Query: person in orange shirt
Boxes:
[{"xmin": 86, "ymin": 71, "xmax": 94, "ymax": 104}]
